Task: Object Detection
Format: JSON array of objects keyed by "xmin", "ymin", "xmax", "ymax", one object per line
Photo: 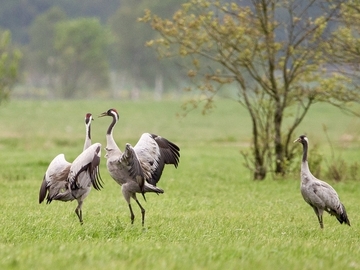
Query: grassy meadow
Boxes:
[{"xmin": 0, "ymin": 99, "xmax": 360, "ymax": 269}]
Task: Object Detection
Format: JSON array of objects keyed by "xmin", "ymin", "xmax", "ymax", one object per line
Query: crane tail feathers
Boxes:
[
  {"xmin": 337, "ymin": 204, "xmax": 351, "ymax": 226},
  {"xmin": 39, "ymin": 176, "xmax": 48, "ymax": 204},
  {"xmin": 142, "ymin": 182, "xmax": 164, "ymax": 195},
  {"xmin": 53, "ymin": 190, "xmax": 74, "ymax": 202}
]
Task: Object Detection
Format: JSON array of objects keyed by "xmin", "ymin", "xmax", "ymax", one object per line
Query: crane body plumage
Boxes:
[
  {"xmin": 294, "ymin": 135, "xmax": 350, "ymax": 229},
  {"xmin": 39, "ymin": 113, "xmax": 103, "ymax": 224},
  {"xmin": 99, "ymin": 108, "xmax": 180, "ymax": 226}
]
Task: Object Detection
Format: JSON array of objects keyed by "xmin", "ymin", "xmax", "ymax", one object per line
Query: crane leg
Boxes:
[
  {"xmin": 317, "ymin": 214, "xmax": 323, "ymax": 229},
  {"xmin": 135, "ymin": 199, "xmax": 146, "ymax": 226},
  {"xmin": 128, "ymin": 204, "xmax": 135, "ymax": 224},
  {"xmin": 312, "ymin": 207, "xmax": 323, "ymax": 229},
  {"xmin": 75, "ymin": 201, "xmax": 83, "ymax": 225}
]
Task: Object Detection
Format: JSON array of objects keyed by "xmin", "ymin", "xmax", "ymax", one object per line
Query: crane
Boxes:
[
  {"xmin": 99, "ymin": 108, "xmax": 180, "ymax": 226},
  {"xmin": 39, "ymin": 113, "xmax": 103, "ymax": 224},
  {"xmin": 294, "ymin": 135, "xmax": 350, "ymax": 229}
]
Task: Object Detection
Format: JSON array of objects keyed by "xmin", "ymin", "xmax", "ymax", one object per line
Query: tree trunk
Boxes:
[
  {"xmin": 274, "ymin": 104, "xmax": 284, "ymax": 175},
  {"xmin": 254, "ymin": 164, "xmax": 267, "ymax": 180},
  {"xmin": 252, "ymin": 116, "xmax": 267, "ymax": 180}
]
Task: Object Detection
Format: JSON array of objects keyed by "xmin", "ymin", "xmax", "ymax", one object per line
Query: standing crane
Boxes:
[
  {"xmin": 294, "ymin": 135, "xmax": 350, "ymax": 229},
  {"xmin": 39, "ymin": 113, "xmax": 103, "ymax": 224},
  {"xmin": 99, "ymin": 108, "xmax": 180, "ymax": 226}
]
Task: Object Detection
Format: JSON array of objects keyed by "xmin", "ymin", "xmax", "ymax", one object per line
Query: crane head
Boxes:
[
  {"xmin": 99, "ymin": 108, "xmax": 119, "ymax": 119},
  {"xmin": 85, "ymin": 113, "xmax": 93, "ymax": 125},
  {"xmin": 293, "ymin": 135, "xmax": 308, "ymax": 145}
]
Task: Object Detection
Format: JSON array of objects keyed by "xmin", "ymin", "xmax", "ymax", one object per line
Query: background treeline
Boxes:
[
  {"xmin": 0, "ymin": 0, "xmax": 121, "ymax": 44},
  {"xmin": 0, "ymin": 0, "xmax": 350, "ymax": 101},
  {"xmin": 0, "ymin": 0, "xmax": 188, "ymax": 99}
]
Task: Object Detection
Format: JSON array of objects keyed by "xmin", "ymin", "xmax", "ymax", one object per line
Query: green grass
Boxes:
[{"xmin": 0, "ymin": 99, "xmax": 360, "ymax": 269}]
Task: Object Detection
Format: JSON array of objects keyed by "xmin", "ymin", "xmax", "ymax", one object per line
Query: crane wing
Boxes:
[
  {"xmin": 120, "ymin": 143, "xmax": 145, "ymax": 190},
  {"xmin": 68, "ymin": 143, "xmax": 103, "ymax": 191},
  {"xmin": 302, "ymin": 180, "xmax": 342, "ymax": 213},
  {"xmin": 151, "ymin": 133, "xmax": 180, "ymax": 166},
  {"xmin": 134, "ymin": 133, "xmax": 180, "ymax": 186},
  {"xmin": 313, "ymin": 181, "xmax": 342, "ymax": 209},
  {"xmin": 39, "ymin": 154, "xmax": 71, "ymax": 204}
]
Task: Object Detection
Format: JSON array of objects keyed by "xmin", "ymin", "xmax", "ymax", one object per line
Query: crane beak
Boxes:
[
  {"xmin": 98, "ymin": 112, "xmax": 107, "ymax": 118},
  {"xmin": 293, "ymin": 138, "xmax": 301, "ymax": 143}
]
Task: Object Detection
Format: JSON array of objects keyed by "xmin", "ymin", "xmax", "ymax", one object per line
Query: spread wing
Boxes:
[
  {"xmin": 68, "ymin": 143, "xmax": 103, "ymax": 191},
  {"xmin": 133, "ymin": 133, "xmax": 180, "ymax": 186},
  {"xmin": 39, "ymin": 154, "xmax": 71, "ymax": 204}
]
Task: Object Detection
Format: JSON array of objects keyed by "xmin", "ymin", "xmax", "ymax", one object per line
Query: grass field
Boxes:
[{"xmin": 0, "ymin": 99, "xmax": 360, "ymax": 270}]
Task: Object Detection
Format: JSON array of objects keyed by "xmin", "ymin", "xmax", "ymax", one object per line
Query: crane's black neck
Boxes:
[
  {"xmin": 87, "ymin": 125, "xmax": 91, "ymax": 140},
  {"xmin": 301, "ymin": 140, "xmax": 308, "ymax": 163},
  {"xmin": 107, "ymin": 114, "xmax": 117, "ymax": 135}
]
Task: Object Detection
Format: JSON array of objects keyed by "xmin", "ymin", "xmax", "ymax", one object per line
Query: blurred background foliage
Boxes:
[
  {"xmin": 0, "ymin": 0, "xmax": 188, "ymax": 100},
  {"xmin": 0, "ymin": 0, "xmax": 359, "ymax": 102}
]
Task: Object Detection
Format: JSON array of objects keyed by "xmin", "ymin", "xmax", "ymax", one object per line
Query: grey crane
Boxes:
[
  {"xmin": 39, "ymin": 113, "xmax": 103, "ymax": 224},
  {"xmin": 99, "ymin": 108, "xmax": 180, "ymax": 226},
  {"xmin": 294, "ymin": 135, "xmax": 350, "ymax": 229}
]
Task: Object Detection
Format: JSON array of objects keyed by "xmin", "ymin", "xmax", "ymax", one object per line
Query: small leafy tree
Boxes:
[
  {"xmin": 28, "ymin": 7, "xmax": 67, "ymax": 95},
  {"xmin": 0, "ymin": 30, "xmax": 22, "ymax": 104},
  {"xmin": 142, "ymin": 0, "xmax": 360, "ymax": 180},
  {"xmin": 54, "ymin": 18, "xmax": 110, "ymax": 98},
  {"xmin": 29, "ymin": 7, "xmax": 67, "ymax": 74},
  {"xmin": 108, "ymin": 0, "xmax": 187, "ymax": 99}
]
